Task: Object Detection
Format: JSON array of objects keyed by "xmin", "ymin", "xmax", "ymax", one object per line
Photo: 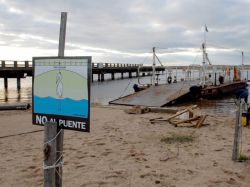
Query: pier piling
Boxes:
[
  {"xmin": 17, "ymin": 78, "xmax": 21, "ymax": 90},
  {"xmin": 129, "ymin": 72, "xmax": 132, "ymax": 78},
  {"xmin": 4, "ymin": 77, "xmax": 8, "ymax": 89},
  {"xmin": 101, "ymin": 73, "xmax": 104, "ymax": 81}
]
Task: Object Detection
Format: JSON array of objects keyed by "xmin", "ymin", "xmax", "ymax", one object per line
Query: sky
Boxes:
[{"xmin": 0, "ymin": 0, "xmax": 250, "ymax": 66}]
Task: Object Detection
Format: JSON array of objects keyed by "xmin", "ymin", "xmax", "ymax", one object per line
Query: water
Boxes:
[
  {"xmin": 0, "ymin": 71, "xmax": 249, "ymax": 115},
  {"xmin": 34, "ymin": 96, "xmax": 88, "ymax": 118}
]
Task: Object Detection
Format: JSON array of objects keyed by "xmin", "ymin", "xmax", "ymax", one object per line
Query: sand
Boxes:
[{"xmin": 1, "ymin": 105, "xmax": 250, "ymax": 187}]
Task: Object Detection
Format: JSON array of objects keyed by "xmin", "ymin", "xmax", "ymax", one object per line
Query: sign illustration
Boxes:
[{"xmin": 32, "ymin": 56, "xmax": 91, "ymax": 132}]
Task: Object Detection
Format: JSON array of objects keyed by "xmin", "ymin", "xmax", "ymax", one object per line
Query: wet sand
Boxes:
[{"xmin": 1, "ymin": 105, "xmax": 250, "ymax": 186}]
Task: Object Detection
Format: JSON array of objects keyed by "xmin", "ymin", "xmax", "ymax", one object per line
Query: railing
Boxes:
[
  {"xmin": 91, "ymin": 63, "xmax": 140, "ymax": 68},
  {"xmin": 0, "ymin": 61, "xmax": 140, "ymax": 69},
  {"xmin": 1, "ymin": 60, "xmax": 32, "ymax": 68}
]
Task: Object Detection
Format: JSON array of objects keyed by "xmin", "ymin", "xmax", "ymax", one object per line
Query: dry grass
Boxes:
[{"xmin": 161, "ymin": 133, "xmax": 195, "ymax": 144}]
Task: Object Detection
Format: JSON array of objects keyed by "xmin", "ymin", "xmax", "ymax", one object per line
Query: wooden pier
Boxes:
[{"xmin": 0, "ymin": 60, "xmax": 165, "ymax": 89}]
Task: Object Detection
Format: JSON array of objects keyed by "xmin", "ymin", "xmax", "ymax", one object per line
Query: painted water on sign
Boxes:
[{"xmin": 34, "ymin": 96, "xmax": 88, "ymax": 117}]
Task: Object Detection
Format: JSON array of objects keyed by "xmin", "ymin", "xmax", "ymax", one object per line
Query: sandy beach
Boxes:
[{"xmin": 1, "ymin": 105, "xmax": 250, "ymax": 186}]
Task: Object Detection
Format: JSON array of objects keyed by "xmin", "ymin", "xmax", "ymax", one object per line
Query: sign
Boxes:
[{"xmin": 32, "ymin": 56, "xmax": 91, "ymax": 132}]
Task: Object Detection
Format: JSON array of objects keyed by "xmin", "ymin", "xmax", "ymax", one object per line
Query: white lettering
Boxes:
[
  {"xmin": 37, "ymin": 117, "xmax": 87, "ymax": 130},
  {"xmin": 49, "ymin": 118, "xmax": 56, "ymax": 123},
  {"xmin": 42, "ymin": 116, "xmax": 47, "ymax": 124},
  {"xmin": 36, "ymin": 115, "xmax": 48, "ymax": 124},
  {"xmin": 59, "ymin": 119, "xmax": 64, "ymax": 127},
  {"xmin": 36, "ymin": 115, "xmax": 42, "ymax": 124}
]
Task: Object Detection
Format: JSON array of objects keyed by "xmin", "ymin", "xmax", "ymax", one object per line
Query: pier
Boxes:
[{"xmin": 0, "ymin": 60, "xmax": 165, "ymax": 89}]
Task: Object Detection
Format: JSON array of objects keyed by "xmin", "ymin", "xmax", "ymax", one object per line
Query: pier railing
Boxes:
[
  {"xmin": 0, "ymin": 60, "xmax": 165, "ymax": 89},
  {"xmin": 1, "ymin": 60, "xmax": 32, "ymax": 68}
]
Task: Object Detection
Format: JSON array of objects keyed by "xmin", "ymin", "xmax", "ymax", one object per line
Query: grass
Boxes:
[
  {"xmin": 238, "ymin": 154, "xmax": 249, "ymax": 161},
  {"xmin": 161, "ymin": 133, "xmax": 195, "ymax": 144}
]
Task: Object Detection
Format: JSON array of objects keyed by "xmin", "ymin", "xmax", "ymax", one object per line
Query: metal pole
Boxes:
[{"xmin": 152, "ymin": 47, "xmax": 156, "ymax": 86}]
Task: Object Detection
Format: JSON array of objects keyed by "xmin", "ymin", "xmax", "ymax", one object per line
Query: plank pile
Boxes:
[{"xmin": 150, "ymin": 105, "xmax": 207, "ymax": 128}]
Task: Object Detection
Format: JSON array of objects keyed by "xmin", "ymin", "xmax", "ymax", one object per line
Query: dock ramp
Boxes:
[{"xmin": 109, "ymin": 80, "xmax": 200, "ymax": 107}]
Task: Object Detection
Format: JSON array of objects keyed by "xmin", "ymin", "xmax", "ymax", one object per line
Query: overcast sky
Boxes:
[{"xmin": 0, "ymin": 0, "xmax": 250, "ymax": 65}]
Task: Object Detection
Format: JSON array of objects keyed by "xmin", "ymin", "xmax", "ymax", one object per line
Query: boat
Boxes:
[{"xmin": 199, "ymin": 35, "xmax": 247, "ymax": 99}]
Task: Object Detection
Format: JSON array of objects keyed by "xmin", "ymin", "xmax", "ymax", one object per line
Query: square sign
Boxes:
[{"xmin": 32, "ymin": 56, "xmax": 91, "ymax": 132}]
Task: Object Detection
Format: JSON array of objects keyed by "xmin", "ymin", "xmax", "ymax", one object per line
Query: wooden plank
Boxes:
[
  {"xmin": 196, "ymin": 115, "xmax": 207, "ymax": 128},
  {"xmin": 171, "ymin": 116, "xmax": 200, "ymax": 125},
  {"xmin": 166, "ymin": 105, "xmax": 197, "ymax": 121}
]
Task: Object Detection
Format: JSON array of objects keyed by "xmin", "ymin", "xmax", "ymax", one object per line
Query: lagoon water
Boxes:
[{"xmin": 0, "ymin": 71, "xmax": 249, "ymax": 115}]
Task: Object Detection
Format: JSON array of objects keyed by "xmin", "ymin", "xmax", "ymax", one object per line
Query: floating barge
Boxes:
[{"xmin": 109, "ymin": 79, "xmax": 248, "ymax": 107}]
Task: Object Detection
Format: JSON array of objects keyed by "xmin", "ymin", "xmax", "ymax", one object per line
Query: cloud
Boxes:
[{"xmin": 0, "ymin": 0, "xmax": 250, "ymax": 65}]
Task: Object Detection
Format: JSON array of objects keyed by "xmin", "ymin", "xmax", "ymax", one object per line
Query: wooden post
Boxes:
[
  {"xmin": 44, "ymin": 122, "xmax": 57, "ymax": 187},
  {"xmin": 98, "ymin": 73, "xmax": 100, "ymax": 81},
  {"xmin": 58, "ymin": 12, "xmax": 67, "ymax": 57},
  {"xmin": 101, "ymin": 73, "xmax": 104, "ymax": 81},
  {"xmin": 4, "ymin": 77, "xmax": 8, "ymax": 89},
  {"xmin": 214, "ymin": 72, "xmax": 217, "ymax": 86},
  {"xmin": 17, "ymin": 77, "xmax": 21, "ymax": 90},
  {"xmin": 136, "ymin": 71, "xmax": 139, "ymax": 77},
  {"xmin": 232, "ymin": 99, "xmax": 242, "ymax": 161},
  {"xmin": 56, "ymin": 12, "xmax": 67, "ymax": 187},
  {"xmin": 129, "ymin": 72, "xmax": 132, "ymax": 78}
]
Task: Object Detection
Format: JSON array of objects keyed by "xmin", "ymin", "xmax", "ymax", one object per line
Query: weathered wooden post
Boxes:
[
  {"xmin": 17, "ymin": 77, "xmax": 21, "ymax": 90},
  {"xmin": 98, "ymin": 73, "xmax": 101, "ymax": 81},
  {"xmin": 4, "ymin": 77, "xmax": 8, "ymax": 89},
  {"xmin": 56, "ymin": 11, "xmax": 67, "ymax": 187},
  {"xmin": 101, "ymin": 73, "xmax": 104, "ymax": 81},
  {"xmin": 43, "ymin": 12, "xmax": 67, "ymax": 187},
  {"xmin": 129, "ymin": 72, "xmax": 132, "ymax": 78},
  {"xmin": 44, "ymin": 122, "xmax": 57, "ymax": 187},
  {"xmin": 232, "ymin": 99, "xmax": 243, "ymax": 161}
]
